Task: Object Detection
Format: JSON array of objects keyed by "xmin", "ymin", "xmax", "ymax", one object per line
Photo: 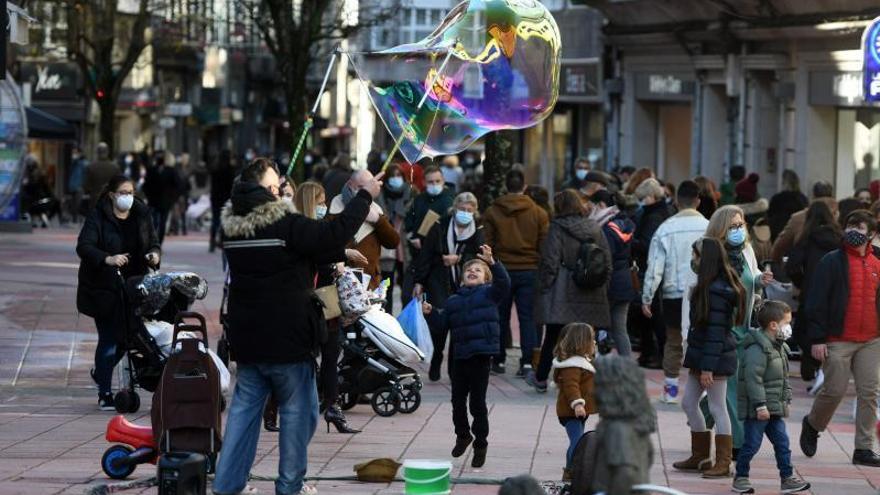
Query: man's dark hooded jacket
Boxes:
[{"xmin": 221, "ymin": 181, "xmax": 370, "ymax": 364}]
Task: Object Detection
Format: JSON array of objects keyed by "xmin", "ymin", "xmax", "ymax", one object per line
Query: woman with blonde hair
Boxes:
[{"xmin": 700, "ymin": 205, "xmax": 773, "ymax": 454}]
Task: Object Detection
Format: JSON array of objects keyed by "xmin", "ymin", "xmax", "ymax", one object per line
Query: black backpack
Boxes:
[{"xmin": 559, "ymin": 226, "xmax": 610, "ymax": 290}]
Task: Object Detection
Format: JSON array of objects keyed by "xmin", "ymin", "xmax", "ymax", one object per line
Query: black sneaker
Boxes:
[
  {"xmin": 799, "ymin": 416, "xmax": 819, "ymax": 457},
  {"xmin": 490, "ymin": 362, "xmax": 506, "ymax": 375},
  {"xmin": 98, "ymin": 393, "xmax": 115, "ymax": 411},
  {"xmin": 451, "ymin": 435, "xmax": 473, "ymax": 458},
  {"xmin": 852, "ymin": 449, "xmax": 880, "ymax": 467},
  {"xmin": 471, "ymin": 446, "xmax": 487, "ymax": 468}
]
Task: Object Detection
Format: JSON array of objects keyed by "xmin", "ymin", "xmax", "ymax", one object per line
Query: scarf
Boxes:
[
  {"xmin": 725, "ymin": 241, "xmax": 745, "ymax": 274},
  {"xmin": 446, "ymin": 218, "xmax": 477, "ymax": 286},
  {"xmin": 230, "ymin": 180, "xmax": 276, "ymax": 216}
]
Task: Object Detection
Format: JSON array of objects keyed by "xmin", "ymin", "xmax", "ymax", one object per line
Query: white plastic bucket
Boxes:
[{"xmin": 402, "ymin": 460, "xmax": 452, "ymax": 495}]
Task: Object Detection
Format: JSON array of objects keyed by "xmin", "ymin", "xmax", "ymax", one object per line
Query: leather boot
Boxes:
[
  {"xmin": 702, "ymin": 434, "xmax": 732, "ymax": 478},
  {"xmin": 672, "ymin": 431, "xmax": 712, "ymax": 471}
]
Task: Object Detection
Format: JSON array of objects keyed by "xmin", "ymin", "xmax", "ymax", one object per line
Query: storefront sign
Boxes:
[
  {"xmin": 808, "ymin": 71, "xmax": 873, "ymax": 107},
  {"xmin": 19, "ymin": 63, "xmax": 81, "ymax": 101},
  {"xmin": 559, "ymin": 59, "xmax": 601, "ymax": 103},
  {"xmin": 635, "ymin": 73, "xmax": 695, "ymax": 102},
  {"xmin": 863, "ymin": 16, "xmax": 880, "ymax": 102},
  {"xmin": 165, "ymin": 102, "xmax": 192, "ymax": 117}
]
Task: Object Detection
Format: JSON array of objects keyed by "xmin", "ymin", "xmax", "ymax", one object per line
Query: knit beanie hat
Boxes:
[{"xmin": 735, "ymin": 172, "xmax": 760, "ymax": 203}]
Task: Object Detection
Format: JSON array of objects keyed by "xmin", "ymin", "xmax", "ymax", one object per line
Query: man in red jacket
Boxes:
[{"xmin": 800, "ymin": 210, "xmax": 880, "ymax": 466}]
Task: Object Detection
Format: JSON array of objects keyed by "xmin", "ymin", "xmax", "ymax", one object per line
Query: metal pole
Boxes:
[{"xmin": 286, "ymin": 48, "xmax": 340, "ymax": 177}]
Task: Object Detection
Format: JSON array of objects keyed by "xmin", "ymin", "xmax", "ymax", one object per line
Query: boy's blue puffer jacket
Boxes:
[{"xmin": 433, "ymin": 262, "xmax": 510, "ymax": 360}]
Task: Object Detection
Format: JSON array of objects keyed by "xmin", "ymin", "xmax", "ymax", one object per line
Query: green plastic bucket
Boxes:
[{"xmin": 403, "ymin": 460, "xmax": 452, "ymax": 495}]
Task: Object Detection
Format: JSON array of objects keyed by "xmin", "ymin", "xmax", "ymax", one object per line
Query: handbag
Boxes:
[{"xmin": 314, "ymin": 285, "xmax": 342, "ymax": 320}]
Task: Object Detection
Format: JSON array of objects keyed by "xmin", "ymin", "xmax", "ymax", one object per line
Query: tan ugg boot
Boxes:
[
  {"xmin": 702, "ymin": 434, "xmax": 733, "ymax": 478},
  {"xmin": 672, "ymin": 431, "xmax": 713, "ymax": 471}
]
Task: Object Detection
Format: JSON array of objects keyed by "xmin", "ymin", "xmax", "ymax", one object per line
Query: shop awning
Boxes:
[{"xmin": 26, "ymin": 106, "xmax": 76, "ymax": 140}]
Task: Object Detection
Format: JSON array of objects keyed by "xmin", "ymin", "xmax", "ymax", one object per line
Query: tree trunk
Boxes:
[
  {"xmin": 481, "ymin": 130, "xmax": 517, "ymax": 209},
  {"xmin": 98, "ymin": 98, "xmax": 117, "ymax": 155}
]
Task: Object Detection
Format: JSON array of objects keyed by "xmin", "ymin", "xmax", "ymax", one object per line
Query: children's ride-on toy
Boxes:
[{"xmin": 101, "ymin": 415, "xmax": 157, "ymax": 479}]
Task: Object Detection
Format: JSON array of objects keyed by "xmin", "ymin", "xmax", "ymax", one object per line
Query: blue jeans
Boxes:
[
  {"xmin": 94, "ymin": 308, "xmax": 125, "ymax": 395},
  {"xmin": 213, "ymin": 362, "xmax": 319, "ymax": 495},
  {"xmin": 563, "ymin": 418, "xmax": 586, "ymax": 467},
  {"xmin": 735, "ymin": 417, "xmax": 793, "ymax": 479},
  {"xmin": 498, "ymin": 269, "xmax": 538, "ymax": 367}
]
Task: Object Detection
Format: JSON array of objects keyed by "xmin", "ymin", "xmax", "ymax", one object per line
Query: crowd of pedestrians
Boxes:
[{"xmin": 71, "ymin": 142, "xmax": 880, "ymax": 494}]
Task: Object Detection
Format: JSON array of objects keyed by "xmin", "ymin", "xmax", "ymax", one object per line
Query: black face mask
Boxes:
[{"xmin": 844, "ymin": 229, "xmax": 869, "ymax": 248}]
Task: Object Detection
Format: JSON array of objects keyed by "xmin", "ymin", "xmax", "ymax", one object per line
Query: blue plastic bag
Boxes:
[{"xmin": 397, "ymin": 299, "xmax": 434, "ymax": 360}]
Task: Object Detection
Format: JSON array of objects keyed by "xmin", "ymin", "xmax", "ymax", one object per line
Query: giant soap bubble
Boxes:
[{"xmin": 351, "ymin": 0, "xmax": 561, "ymax": 164}]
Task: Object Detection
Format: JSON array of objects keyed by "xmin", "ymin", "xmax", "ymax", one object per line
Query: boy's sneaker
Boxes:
[
  {"xmin": 98, "ymin": 393, "xmax": 115, "ymax": 411},
  {"xmin": 780, "ymin": 476, "xmax": 810, "ymax": 493},
  {"xmin": 732, "ymin": 477, "xmax": 754, "ymax": 494},
  {"xmin": 524, "ymin": 371, "xmax": 548, "ymax": 393},
  {"xmin": 471, "ymin": 447, "xmax": 487, "ymax": 468},
  {"xmin": 516, "ymin": 364, "xmax": 533, "ymax": 378},
  {"xmin": 661, "ymin": 383, "xmax": 679, "ymax": 404},
  {"xmin": 490, "ymin": 362, "xmax": 506, "ymax": 375}
]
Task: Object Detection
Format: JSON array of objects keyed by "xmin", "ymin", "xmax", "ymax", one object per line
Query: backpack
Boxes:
[{"xmin": 559, "ymin": 226, "xmax": 610, "ymax": 290}]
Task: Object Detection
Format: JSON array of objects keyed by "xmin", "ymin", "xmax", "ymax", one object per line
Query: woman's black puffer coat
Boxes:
[{"xmin": 683, "ymin": 277, "xmax": 738, "ymax": 376}]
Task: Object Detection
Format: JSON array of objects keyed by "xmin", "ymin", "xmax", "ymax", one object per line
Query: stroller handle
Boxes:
[{"xmin": 171, "ymin": 311, "xmax": 210, "ymax": 349}]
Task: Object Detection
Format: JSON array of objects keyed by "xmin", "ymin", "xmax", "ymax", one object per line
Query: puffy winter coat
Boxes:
[
  {"xmin": 553, "ymin": 356, "xmax": 596, "ymax": 422},
  {"xmin": 784, "ymin": 225, "xmax": 840, "ymax": 295},
  {"xmin": 641, "ymin": 209, "xmax": 709, "ymax": 304},
  {"xmin": 804, "ymin": 247, "xmax": 880, "ymax": 344},
  {"xmin": 433, "ymin": 262, "xmax": 511, "ymax": 360},
  {"xmin": 535, "ymin": 214, "xmax": 611, "ymax": 327},
  {"xmin": 221, "ymin": 182, "xmax": 370, "ymax": 364},
  {"xmin": 76, "ymin": 197, "xmax": 160, "ymax": 320},
  {"xmin": 600, "ymin": 211, "xmax": 637, "ymax": 303},
  {"xmin": 482, "ymin": 194, "xmax": 550, "ymax": 270},
  {"xmin": 737, "ymin": 329, "xmax": 792, "ymax": 420},
  {"xmin": 683, "ymin": 278, "xmax": 739, "ymax": 376}
]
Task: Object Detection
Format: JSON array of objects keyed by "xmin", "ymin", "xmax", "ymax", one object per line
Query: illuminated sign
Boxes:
[{"xmin": 863, "ymin": 15, "xmax": 880, "ymax": 102}]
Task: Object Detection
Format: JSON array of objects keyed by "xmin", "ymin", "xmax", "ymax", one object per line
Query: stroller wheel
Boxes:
[
  {"xmin": 370, "ymin": 387, "xmax": 400, "ymax": 417},
  {"xmin": 101, "ymin": 445, "xmax": 136, "ymax": 479},
  {"xmin": 128, "ymin": 392, "xmax": 141, "ymax": 413},
  {"xmin": 398, "ymin": 386, "xmax": 421, "ymax": 414},
  {"xmin": 338, "ymin": 391, "xmax": 359, "ymax": 411},
  {"xmin": 114, "ymin": 390, "xmax": 133, "ymax": 414}
]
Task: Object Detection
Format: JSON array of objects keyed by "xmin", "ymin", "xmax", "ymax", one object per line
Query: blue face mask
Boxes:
[
  {"xmin": 727, "ymin": 226, "xmax": 746, "ymax": 246},
  {"xmin": 341, "ymin": 186, "xmax": 356, "ymax": 205},
  {"xmin": 575, "ymin": 169, "xmax": 588, "ymax": 181},
  {"xmin": 455, "ymin": 210, "xmax": 474, "ymax": 226},
  {"xmin": 315, "ymin": 204, "xmax": 327, "ymax": 220},
  {"xmin": 387, "ymin": 176, "xmax": 404, "ymax": 189},
  {"xmin": 426, "ymin": 184, "xmax": 443, "ymax": 196}
]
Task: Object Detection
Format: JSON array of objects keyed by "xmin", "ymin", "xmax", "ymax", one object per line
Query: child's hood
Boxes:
[{"xmin": 551, "ymin": 355, "xmax": 595, "ymax": 373}]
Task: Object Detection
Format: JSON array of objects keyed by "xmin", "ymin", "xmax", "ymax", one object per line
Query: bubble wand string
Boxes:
[
  {"xmin": 378, "ymin": 44, "xmax": 457, "ymax": 172},
  {"xmin": 286, "ymin": 47, "xmax": 340, "ymax": 178}
]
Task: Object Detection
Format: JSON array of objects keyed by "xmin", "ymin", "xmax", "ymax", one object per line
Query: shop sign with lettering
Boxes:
[{"xmin": 864, "ymin": 16, "xmax": 880, "ymax": 102}]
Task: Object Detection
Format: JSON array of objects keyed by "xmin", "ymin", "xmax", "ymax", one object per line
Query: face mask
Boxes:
[
  {"xmin": 388, "ymin": 176, "xmax": 404, "ymax": 189},
  {"xmin": 115, "ymin": 193, "xmax": 134, "ymax": 211},
  {"xmin": 426, "ymin": 184, "xmax": 443, "ymax": 196},
  {"xmin": 341, "ymin": 186, "xmax": 357, "ymax": 205},
  {"xmin": 455, "ymin": 210, "xmax": 474, "ymax": 226},
  {"xmin": 575, "ymin": 169, "xmax": 588, "ymax": 181},
  {"xmin": 315, "ymin": 204, "xmax": 328, "ymax": 220},
  {"xmin": 727, "ymin": 226, "xmax": 746, "ymax": 246},
  {"xmin": 844, "ymin": 229, "xmax": 869, "ymax": 247},
  {"xmin": 778, "ymin": 323, "xmax": 792, "ymax": 341}
]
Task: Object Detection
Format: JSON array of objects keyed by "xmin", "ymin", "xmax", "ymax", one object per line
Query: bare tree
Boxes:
[
  {"xmin": 239, "ymin": 0, "xmax": 396, "ymax": 180},
  {"xmin": 61, "ymin": 0, "xmax": 152, "ymax": 153}
]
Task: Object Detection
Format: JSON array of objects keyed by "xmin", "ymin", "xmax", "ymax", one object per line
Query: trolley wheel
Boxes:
[
  {"xmin": 338, "ymin": 390, "xmax": 359, "ymax": 411},
  {"xmin": 370, "ymin": 387, "xmax": 400, "ymax": 417},
  {"xmin": 216, "ymin": 338, "xmax": 230, "ymax": 367},
  {"xmin": 398, "ymin": 386, "xmax": 421, "ymax": 414},
  {"xmin": 114, "ymin": 390, "xmax": 134, "ymax": 414},
  {"xmin": 127, "ymin": 391, "xmax": 140, "ymax": 413},
  {"xmin": 101, "ymin": 445, "xmax": 136, "ymax": 480}
]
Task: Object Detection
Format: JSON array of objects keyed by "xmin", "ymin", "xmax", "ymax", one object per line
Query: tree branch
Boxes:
[{"xmin": 112, "ymin": 0, "xmax": 151, "ymax": 96}]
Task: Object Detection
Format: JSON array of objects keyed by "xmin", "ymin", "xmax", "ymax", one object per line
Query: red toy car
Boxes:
[{"xmin": 101, "ymin": 415, "xmax": 157, "ymax": 479}]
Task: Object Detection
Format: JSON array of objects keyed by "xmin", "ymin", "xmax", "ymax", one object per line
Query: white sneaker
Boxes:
[
  {"xmin": 661, "ymin": 382, "xmax": 680, "ymax": 404},
  {"xmin": 299, "ymin": 485, "xmax": 317, "ymax": 495}
]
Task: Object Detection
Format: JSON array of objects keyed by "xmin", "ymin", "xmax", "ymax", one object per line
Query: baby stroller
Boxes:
[
  {"xmin": 113, "ymin": 271, "xmax": 215, "ymax": 413},
  {"xmin": 334, "ymin": 269, "xmax": 425, "ymax": 417}
]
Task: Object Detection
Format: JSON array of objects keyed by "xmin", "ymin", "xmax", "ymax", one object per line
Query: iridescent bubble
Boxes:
[{"xmin": 351, "ymin": 0, "xmax": 561, "ymax": 163}]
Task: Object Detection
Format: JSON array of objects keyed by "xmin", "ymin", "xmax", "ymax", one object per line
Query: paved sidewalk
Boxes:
[{"xmin": 1, "ymin": 229, "xmax": 879, "ymax": 494}]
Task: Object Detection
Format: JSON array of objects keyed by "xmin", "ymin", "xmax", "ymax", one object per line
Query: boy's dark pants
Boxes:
[
  {"xmin": 451, "ymin": 355, "xmax": 491, "ymax": 448},
  {"xmin": 735, "ymin": 417, "xmax": 793, "ymax": 479}
]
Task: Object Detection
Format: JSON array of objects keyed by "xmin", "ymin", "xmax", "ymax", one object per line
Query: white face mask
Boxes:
[
  {"xmin": 115, "ymin": 193, "xmax": 134, "ymax": 211},
  {"xmin": 315, "ymin": 204, "xmax": 328, "ymax": 220},
  {"xmin": 778, "ymin": 323, "xmax": 792, "ymax": 341},
  {"xmin": 281, "ymin": 196, "xmax": 293, "ymax": 205}
]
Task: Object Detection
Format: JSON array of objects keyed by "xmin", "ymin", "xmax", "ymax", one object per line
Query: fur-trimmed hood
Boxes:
[
  {"xmin": 551, "ymin": 355, "xmax": 595, "ymax": 373},
  {"xmin": 221, "ymin": 199, "xmax": 296, "ymax": 238},
  {"xmin": 738, "ymin": 198, "xmax": 769, "ymax": 216}
]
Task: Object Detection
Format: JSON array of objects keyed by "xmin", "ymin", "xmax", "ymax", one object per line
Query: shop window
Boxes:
[{"xmin": 839, "ymin": 108, "xmax": 880, "ymax": 192}]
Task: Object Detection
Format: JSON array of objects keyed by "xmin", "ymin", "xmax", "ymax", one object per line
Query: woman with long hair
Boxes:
[
  {"xmin": 76, "ymin": 174, "xmax": 161, "ymax": 410},
  {"xmin": 675, "ymin": 238, "xmax": 746, "ymax": 478},
  {"xmin": 294, "ymin": 181, "xmax": 362, "ymax": 434},
  {"xmin": 702, "ymin": 205, "xmax": 773, "ymax": 454}
]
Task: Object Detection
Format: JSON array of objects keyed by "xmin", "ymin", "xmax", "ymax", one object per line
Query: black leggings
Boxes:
[
  {"xmin": 451, "ymin": 355, "xmax": 491, "ymax": 448},
  {"xmin": 319, "ymin": 323, "xmax": 342, "ymax": 408}
]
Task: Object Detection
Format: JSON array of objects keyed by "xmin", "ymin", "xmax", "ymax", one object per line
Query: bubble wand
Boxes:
[
  {"xmin": 378, "ymin": 45, "xmax": 457, "ymax": 172},
  {"xmin": 286, "ymin": 47, "xmax": 340, "ymax": 178}
]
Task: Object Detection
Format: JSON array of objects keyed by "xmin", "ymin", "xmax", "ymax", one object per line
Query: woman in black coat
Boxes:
[
  {"xmin": 784, "ymin": 201, "xmax": 841, "ymax": 380},
  {"xmin": 76, "ymin": 175, "xmax": 161, "ymax": 410},
  {"xmin": 412, "ymin": 192, "xmax": 485, "ymax": 381}
]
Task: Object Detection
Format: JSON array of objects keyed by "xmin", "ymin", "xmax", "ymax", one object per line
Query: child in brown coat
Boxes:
[{"xmin": 553, "ymin": 322, "xmax": 597, "ymax": 480}]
